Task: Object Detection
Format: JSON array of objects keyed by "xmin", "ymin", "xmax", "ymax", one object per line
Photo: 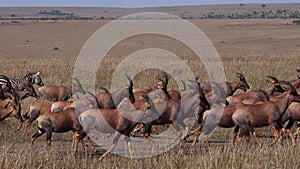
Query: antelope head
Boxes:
[{"xmin": 236, "ymin": 72, "xmax": 250, "ymax": 92}]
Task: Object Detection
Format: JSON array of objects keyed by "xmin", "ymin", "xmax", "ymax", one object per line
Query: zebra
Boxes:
[{"xmin": 0, "ymin": 72, "xmax": 44, "ymax": 86}]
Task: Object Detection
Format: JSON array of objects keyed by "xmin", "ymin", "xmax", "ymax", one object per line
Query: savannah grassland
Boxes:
[{"xmin": 0, "ymin": 14, "xmax": 300, "ymax": 169}]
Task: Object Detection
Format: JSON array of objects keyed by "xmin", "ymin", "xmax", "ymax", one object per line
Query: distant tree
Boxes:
[
  {"xmin": 262, "ymin": 4, "xmax": 266, "ymax": 8},
  {"xmin": 240, "ymin": 4, "xmax": 244, "ymax": 6}
]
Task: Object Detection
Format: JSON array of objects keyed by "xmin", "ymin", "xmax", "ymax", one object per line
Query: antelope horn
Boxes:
[
  {"xmin": 157, "ymin": 78, "xmax": 164, "ymax": 82},
  {"xmin": 236, "ymin": 72, "xmax": 245, "ymax": 80},
  {"xmin": 125, "ymin": 73, "xmax": 133, "ymax": 92},
  {"xmin": 71, "ymin": 77, "xmax": 85, "ymax": 94},
  {"xmin": 125, "ymin": 73, "xmax": 133, "ymax": 86},
  {"xmin": 266, "ymin": 75, "xmax": 279, "ymax": 83},
  {"xmin": 71, "ymin": 77, "xmax": 81, "ymax": 85},
  {"xmin": 125, "ymin": 73, "xmax": 135, "ymax": 103},
  {"xmin": 195, "ymin": 76, "xmax": 200, "ymax": 82},
  {"xmin": 282, "ymin": 81, "xmax": 298, "ymax": 95},
  {"xmin": 162, "ymin": 71, "xmax": 169, "ymax": 80},
  {"xmin": 181, "ymin": 80, "xmax": 186, "ymax": 90},
  {"xmin": 99, "ymin": 86, "xmax": 109, "ymax": 93}
]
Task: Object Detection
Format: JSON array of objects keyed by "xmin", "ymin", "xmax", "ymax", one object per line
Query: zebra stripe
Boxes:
[
  {"xmin": 0, "ymin": 72, "xmax": 44, "ymax": 86},
  {"xmin": 0, "ymin": 77, "xmax": 25, "ymax": 85}
]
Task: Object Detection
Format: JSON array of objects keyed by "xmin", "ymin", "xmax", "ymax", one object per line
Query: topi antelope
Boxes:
[
  {"xmin": 38, "ymin": 78, "xmax": 85, "ymax": 101},
  {"xmin": 182, "ymin": 90, "xmax": 270, "ymax": 148},
  {"xmin": 231, "ymin": 82, "xmax": 300, "ymax": 146},
  {"xmin": 78, "ymin": 94, "xmax": 160, "ymax": 161},
  {"xmin": 96, "ymin": 73, "xmax": 135, "ymax": 109},
  {"xmin": 30, "ymin": 107, "xmax": 96, "ymax": 155}
]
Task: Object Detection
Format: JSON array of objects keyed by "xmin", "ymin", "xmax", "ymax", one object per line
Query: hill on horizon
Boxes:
[{"xmin": 0, "ymin": 3, "xmax": 300, "ymax": 19}]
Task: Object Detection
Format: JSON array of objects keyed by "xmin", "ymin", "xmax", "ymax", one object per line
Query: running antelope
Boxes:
[{"xmin": 231, "ymin": 82, "xmax": 300, "ymax": 146}]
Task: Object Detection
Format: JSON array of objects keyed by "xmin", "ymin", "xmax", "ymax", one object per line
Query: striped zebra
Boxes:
[{"xmin": 0, "ymin": 72, "xmax": 44, "ymax": 86}]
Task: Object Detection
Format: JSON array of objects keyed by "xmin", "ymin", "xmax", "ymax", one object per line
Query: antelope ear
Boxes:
[{"xmin": 36, "ymin": 72, "xmax": 40, "ymax": 75}]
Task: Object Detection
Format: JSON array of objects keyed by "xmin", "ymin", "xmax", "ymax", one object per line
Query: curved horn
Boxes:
[
  {"xmin": 162, "ymin": 71, "xmax": 169, "ymax": 89},
  {"xmin": 266, "ymin": 75, "xmax": 279, "ymax": 83},
  {"xmin": 99, "ymin": 86, "xmax": 109, "ymax": 93},
  {"xmin": 162, "ymin": 71, "xmax": 169, "ymax": 80},
  {"xmin": 71, "ymin": 77, "xmax": 85, "ymax": 94},
  {"xmin": 71, "ymin": 77, "xmax": 81, "ymax": 85},
  {"xmin": 282, "ymin": 81, "xmax": 298, "ymax": 95},
  {"xmin": 125, "ymin": 73, "xmax": 135, "ymax": 103},
  {"xmin": 125, "ymin": 73, "xmax": 133, "ymax": 92},
  {"xmin": 180, "ymin": 80, "xmax": 186, "ymax": 90},
  {"xmin": 157, "ymin": 78, "xmax": 164, "ymax": 82},
  {"xmin": 236, "ymin": 72, "xmax": 246, "ymax": 80},
  {"xmin": 125, "ymin": 73, "xmax": 133, "ymax": 87}
]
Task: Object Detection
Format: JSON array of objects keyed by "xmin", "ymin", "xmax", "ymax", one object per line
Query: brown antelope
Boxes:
[
  {"xmin": 204, "ymin": 73, "xmax": 250, "ymax": 97},
  {"xmin": 182, "ymin": 89, "xmax": 270, "ymax": 148},
  {"xmin": 22, "ymin": 103, "xmax": 52, "ymax": 135},
  {"xmin": 70, "ymin": 91, "xmax": 102, "ymax": 116},
  {"xmin": 0, "ymin": 76, "xmax": 38, "ymax": 130},
  {"xmin": 132, "ymin": 71, "xmax": 167, "ymax": 94},
  {"xmin": 279, "ymin": 88, "xmax": 300, "ymax": 144},
  {"xmin": 0, "ymin": 75, "xmax": 39, "ymax": 100},
  {"xmin": 30, "ymin": 91, "xmax": 102, "ymax": 154},
  {"xmin": 289, "ymin": 67, "xmax": 300, "ymax": 88},
  {"xmin": 280, "ymin": 102, "xmax": 300, "ymax": 145},
  {"xmin": 225, "ymin": 75, "xmax": 286, "ymax": 106},
  {"xmin": 51, "ymin": 100, "xmax": 74, "ymax": 113},
  {"xmin": 78, "ymin": 94, "xmax": 160, "ymax": 161},
  {"xmin": 167, "ymin": 80, "xmax": 187, "ymax": 100},
  {"xmin": 140, "ymin": 80, "xmax": 209, "ymax": 145},
  {"xmin": 96, "ymin": 73, "xmax": 135, "ymax": 109},
  {"xmin": 231, "ymin": 82, "xmax": 300, "ymax": 146},
  {"xmin": 0, "ymin": 83, "xmax": 18, "ymax": 121},
  {"xmin": 0, "ymin": 104, "xmax": 16, "ymax": 122},
  {"xmin": 30, "ymin": 107, "xmax": 93, "ymax": 154},
  {"xmin": 38, "ymin": 78, "xmax": 85, "ymax": 101},
  {"xmin": 133, "ymin": 72, "xmax": 172, "ymax": 102}
]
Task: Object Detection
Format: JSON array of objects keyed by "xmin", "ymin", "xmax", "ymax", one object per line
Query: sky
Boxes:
[{"xmin": 0, "ymin": 0, "xmax": 299, "ymax": 8}]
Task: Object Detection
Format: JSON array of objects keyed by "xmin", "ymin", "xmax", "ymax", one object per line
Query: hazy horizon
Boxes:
[{"xmin": 0, "ymin": 0, "xmax": 299, "ymax": 8}]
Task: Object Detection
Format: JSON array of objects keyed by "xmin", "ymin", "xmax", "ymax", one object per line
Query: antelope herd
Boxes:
[{"xmin": 0, "ymin": 68, "xmax": 300, "ymax": 161}]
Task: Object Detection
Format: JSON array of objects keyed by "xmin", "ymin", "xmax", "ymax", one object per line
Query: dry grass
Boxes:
[{"xmin": 0, "ymin": 19, "xmax": 299, "ymax": 168}]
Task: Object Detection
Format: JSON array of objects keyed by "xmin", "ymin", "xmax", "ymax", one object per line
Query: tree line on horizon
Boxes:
[{"xmin": 0, "ymin": 7, "xmax": 300, "ymax": 21}]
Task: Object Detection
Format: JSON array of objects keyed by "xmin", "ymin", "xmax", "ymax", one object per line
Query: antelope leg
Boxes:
[
  {"xmin": 99, "ymin": 144, "xmax": 117, "ymax": 161},
  {"xmin": 99, "ymin": 132, "xmax": 121, "ymax": 161}
]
